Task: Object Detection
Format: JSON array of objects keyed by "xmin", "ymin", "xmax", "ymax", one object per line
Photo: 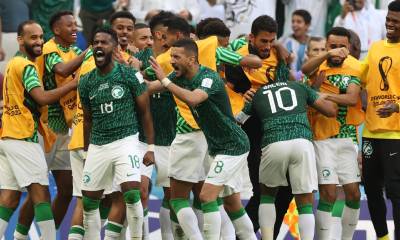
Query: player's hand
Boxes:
[
  {"xmin": 113, "ymin": 49, "xmax": 127, "ymax": 65},
  {"xmin": 273, "ymin": 41, "xmax": 291, "ymax": 64},
  {"xmin": 341, "ymin": 1, "xmax": 354, "ymax": 19},
  {"xmin": 312, "ymin": 71, "xmax": 326, "ymax": 90},
  {"xmin": 328, "ymin": 47, "xmax": 349, "ymax": 59},
  {"xmin": 128, "ymin": 56, "xmax": 142, "ymax": 70},
  {"xmin": 377, "ymin": 101, "xmax": 399, "ymax": 118},
  {"xmin": 243, "ymin": 88, "xmax": 256, "ymax": 103},
  {"xmin": 127, "ymin": 44, "xmax": 139, "ymax": 54},
  {"xmin": 149, "ymin": 56, "xmax": 166, "ymax": 80},
  {"xmin": 143, "ymin": 151, "xmax": 155, "ymax": 166}
]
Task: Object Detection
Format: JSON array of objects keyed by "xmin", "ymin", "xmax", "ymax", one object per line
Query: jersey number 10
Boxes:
[{"xmin": 263, "ymin": 87, "xmax": 298, "ymax": 114}]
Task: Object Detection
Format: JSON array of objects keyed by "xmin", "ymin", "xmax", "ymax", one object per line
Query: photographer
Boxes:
[{"xmin": 333, "ymin": 0, "xmax": 386, "ymax": 58}]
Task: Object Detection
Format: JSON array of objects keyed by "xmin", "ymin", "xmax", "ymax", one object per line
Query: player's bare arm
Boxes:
[
  {"xmin": 325, "ymin": 83, "xmax": 360, "ymax": 106},
  {"xmin": 53, "ymin": 48, "xmax": 89, "ymax": 78}
]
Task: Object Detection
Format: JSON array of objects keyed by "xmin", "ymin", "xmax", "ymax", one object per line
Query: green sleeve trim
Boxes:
[
  {"xmin": 201, "ymin": 201, "xmax": 219, "ymax": 213},
  {"xmin": 123, "ymin": 189, "xmax": 141, "ymax": 204},
  {"xmin": 297, "ymin": 203, "xmax": 313, "ymax": 215},
  {"xmin": 170, "ymin": 198, "xmax": 190, "ymax": 214},
  {"xmin": 349, "ymin": 76, "xmax": 361, "ymax": 86},
  {"xmin": 34, "ymin": 202, "xmax": 54, "ymax": 222},
  {"xmin": 216, "ymin": 47, "xmax": 243, "ymax": 66},
  {"xmin": 317, "ymin": 200, "xmax": 333, "ymax": 212},
  {"xmin": 260, "ymin": 195, "xmax": 276, "ymax": 204},
  {"xmin": 22, "ymin": 65, "xmax": 41, "ymax": 92},
  {"xmin": 227, "ymin": 207, "xmax": 246, "ymax": 221},
  {"xmin": 45, "ymin": 52, "xmax": 63, "ymax": 72}
]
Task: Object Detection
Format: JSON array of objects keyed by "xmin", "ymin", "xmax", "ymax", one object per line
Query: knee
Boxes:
[
  {"xmin": 0, "ymin": 190, "xmax": 20, "ymax": 209},
  {"xmin": 199, "ymin": 190, "xmax": 214, "ymax": 203},
  {"xmin": 346, "ymin": 189, "xmax": 361, "ymax": 202},
  {"xmin": 319, "ymin": 188, "xmax": 337, "ymax": 203}
]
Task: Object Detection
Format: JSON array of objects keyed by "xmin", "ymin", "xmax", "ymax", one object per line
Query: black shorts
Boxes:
[{"xmin": 362, "ymin": 138, "xmax": 400, "ymax": 199}]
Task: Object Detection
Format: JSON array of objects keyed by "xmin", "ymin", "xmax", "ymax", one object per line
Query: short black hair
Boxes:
[
  {"xmin": 326, "ymin": 27, "xmax": 351, "ymax": 41},
  {"xmin": 165, "ymin": 16, "xmax": 191, "ymax": 37},
  {"xmin": 292, "ymin": 9, "xmax": 312, "ymax": 25},
  {"xmin": 134, "ymin": 23, "xmax": 149, "ymax": 30},
  {"xmin": 199, "ymin": 20, "xmax": 230, "ymax": 39},
  {"xmin": 389, "ymin": 0, "xmax": 400, "ymax": 11},
  {"xmin": 149, "ymin": 11, "xmax": 175, "ymax": 32},
  {"xmin": 17, "ymin": 20, "xmax": 40, "ymax": 36},
  {"xmin": 251, "ymin": 15, "xmax": 278, "ymax": 36},
  {"xmin": 196, "ymin": 18, "xmax": 222, "ymax": 38},
  {"xmin": 172, "ymin": 38, "xmax": 198, "ymax": 59},
  {"xmin": 92, "ymin": 27, "xmax": 119, "ymax": 45},
  {"xmin": 109, "ymin": 11, "xmax": 136, "ymax": 25},
  {"xmin": 49, "ymin": 11, "xmax": 74, "ymax": 31},
  {"xmin": 307, "ymin": 36, "xmax": 325, "ymax": 50}
]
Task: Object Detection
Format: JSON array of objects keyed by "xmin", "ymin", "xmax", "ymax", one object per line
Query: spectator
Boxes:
[
  {"xmin": 334, "ymin": 0, "xmax": 386, "ymax": 58},
  {"xmin": 128, "ymin": 0, "xmax": 200, "ymax": 23},
  {"xmin": 30, "ymin": 0, "xmax": 74, "ymax": 41},
  {"xmin": 207, "ymin": 0, "xmax": 277, "ymax": 39},
  {"xmin": 306, "ymin": 36, "xmax": 327, "ymax": 59},
  {"xmin": 78, "ymin": 0, "xmax": 115, "ymax": 43},
  {"xmin": 0, "ymin": 0, "xmax": 30, "ymax": 73},
  {"xmin": 282, "ymin": 0, "xmax": 330, "ymax": 37},
  {"xmin": 198, "ymin": 0, "xmax": 225, "ymax": 21},
  {"xmin": 280, "ymin": 9, "xmax": 312, "ymax": 79}
]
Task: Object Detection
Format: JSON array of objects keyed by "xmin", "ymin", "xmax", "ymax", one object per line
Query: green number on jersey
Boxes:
[{"xmin": 129, "ymin": 155, "xmax": 140, "ymax": 168}]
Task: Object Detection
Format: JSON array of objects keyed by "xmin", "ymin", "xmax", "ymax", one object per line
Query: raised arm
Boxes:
[{"xmin": 52, "ymin": 49, "xmax": 88, "ymax": 78}]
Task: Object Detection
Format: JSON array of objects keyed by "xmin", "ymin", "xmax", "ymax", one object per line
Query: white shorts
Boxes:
[
  {"xmin": 169, "ymin": 131, "xmax": 208, "ymax": 183},
  {"xmin": 139, "ymin": 141, "xmax": 154, "ymax": 179},
  {"xmin": 154, "ymin": 145, "xmax": 170, "ymax": 187},
  {"xmin": 44, "ymin": 133, "xmax": 71, "ymax": 170},
  {"xmin": 70, "ymin": 149, "xmax": 85, "ymax": 197},
  {"xmin": 314, "ymin": 138, "xmax": 361, "ymax": 185},
  {"xmin": 205, "ymin": 152, "xmax": 249, "ymax": 197},
  {"xmin": 0, "ymin": 139, "xmax": 49, "ymax": 191},
  {"xmin": 260, "ymin": 139, "xmax": 318, "ymax": 194},
  {"xmin": 82, "ymin": 135, "xmax": 141, "ymax": 192}
]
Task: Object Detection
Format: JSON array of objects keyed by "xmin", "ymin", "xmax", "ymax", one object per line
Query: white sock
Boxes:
[
  {"xmin": 0, "ymin": 219, "xmax": 8, "ymax": 238},
  {"xmin": 143, "ymin": 210, "xmax": 149, "ymax": 240},
  {"xmin": 258, "ymin": 203, "xmax": 275, "ymax": 240},
  {"xmin": 341, "ymin": 205, "xmax": 360, "ymax": 240},
  {"xmin": 330, "ymin": 217, "xmax": 342, "ymax": 240},
  {"xmin": 176, "ymin": 207, "xmax": 203, "ymax": 240},
  {"xmin": 219, "ymin": 205, "xmax": 235, "ymax": 240},
  {"xmin": 159, "ymin": 207, "xmax": 173, "ymax": 240},
  {"xmin": 316, "ymin": 209, "xmax": 332, "ymax": 240},
  {"xmin": 119, "ymin": 220, "xmax": 127, "ymax": 240},
  {"xmin": 68, "ymin": 225, "xmax": 84, "ymax": 240},
  {"xmin": 83, "ymin": 209, "xmax": 101, "ymax": 239},
  {"xmin": 298, "ymin": 214, "xmax": 315, "ymax": 240},
  {"xmin": 37, "ymin": 219, "xmax": 56, "ymax": 240},
  {"xmin": 104, "ymin": 221, "xmax": 123, "ymax": 240},
  {"xmin": 203, "ymin": 211, "xmax": 221, "ymax": 240},
  {"xmin": 171, "ymin": 219, "xmax": 187, "ymax": 240},
  {"xmin": 101, "ymin": 218, "xmax": 107, "ymax": 229},
  {"xmin": 193, "ymin": 207, "xmax": 204, "ymax": 233},
  {"xmin": 231, "ymin": 212, "xmax": 257, "ymax": 240},
  {"xmin": 14, "ymin": 232, "xmax": 28, "ymax": 240},
  {"xmin": 126, "ymin": 201, "xmax": 144, "ymax": 239}
]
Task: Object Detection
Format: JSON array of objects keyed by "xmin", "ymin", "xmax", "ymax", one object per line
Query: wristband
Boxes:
[
  {"xmin": 161, "ymin": 78, "xmax": 172, "ymax": 87},
  {"xmin": 147, "ymin": 144, "xmax": 155, "ymax": 152}
]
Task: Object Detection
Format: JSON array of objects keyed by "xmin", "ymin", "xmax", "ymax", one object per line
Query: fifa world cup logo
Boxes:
[{"xmin": 379, "ymin": 56, "xmax": 392, "ymax": 91}]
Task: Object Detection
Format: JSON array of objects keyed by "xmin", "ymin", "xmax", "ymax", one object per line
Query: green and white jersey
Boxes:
[
  {"xmin": 44, "ymin": 44, "xmax": 82, "ymax": 133},
  {"xmin": 327, "ymin": 74, "xmax": 360, "ymax": 143},
  {"xmin": 134, "ymin": 47, "xmax": 153, "ymax": 70},
  {"xmin": 240, "ymin": 81, "xmax": 319, "ymax": 147},
  {"xmin": 79, "ymin": 62, "xmax": 146, "ymax": 145},
  {"xmin": 170, "ymin": 65, "xmax": 249, "ymax": 156}
]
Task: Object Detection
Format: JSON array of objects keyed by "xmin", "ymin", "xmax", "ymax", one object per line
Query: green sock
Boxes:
[
  {"xmin": 216, "ymin": 197, "xmax": 223, "ymax": 206},
  {"xmin": 69, "ymin": 225, "xmax": 85, "ymax": 236},
  {"xmin": 297, "ymin": 204, "xmax": 313, "ymax": 215},
  {"xmin": 192, "ymin": 198, "xmax": 202, "ymax": 211},
  {"xmin": 345, "ymin": 200, "xmax": 360, "ymax": 209},
  {"xmin": 106, "ymin": 221, "xmax": 123, "ymax": 234},
  {"xmin": 260, "ymin": 195, "xmax": 276, "ymax": 204},
  {"xmin": 99, "ymin": 204, "xmax": 111, "ymax": 220},
  {"xmin": 34, "ymin": 202, "xmax": 54, "ymax": 222},
  {"xmin": 227, "ymin": 207, "xmax": 246, "ymax": 221},
  {"xmin": 332, "ymin": 200, "xmax": 345, "ymax": 217},
  {"xmin": 162, "ymin": 198, "xmax": 170, "ymax": 209},
  {"xmin": 201, "ymin": 201, "xmax": 219, "ymax": 213},
  {"xmin": 0, "ymin": 205, "xmax": 14, "ymax": 222},
  {"xmin": 170, "ymin": 198, "xmax": 190, "ymax": 215},
  {"xmin": 123, "ymin": 189, "xmax": 141, "ymax": 204},
  {"xmin": 317, "ymin": 200, "xmax": 333, "ymax": 213},
  {"xmin": 15, "ymin": 223, "xmax": 29, "ymax": 235},
  {"xmin": 82, "ymin": 196, "xmax": 100, "ymax": 212},
  {"xmin": 144, "ymin": 208, "xmax": 149, "ymax": 217}
]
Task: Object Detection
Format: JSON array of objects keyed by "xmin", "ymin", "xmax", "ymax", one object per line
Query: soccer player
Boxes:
[
  {"xmin": 361, "ymin": 1, "xmax": 400, "ymax": 239},
  {"xmin": 236, "ymin": 67, "xmax": 336, "ymax": 240},
  {"xmin": 146, "ymin": 16, "xmax": 262, "ymax": 239},
  {"xmin": 302, "ymin": 27, "xmax": 363, "ymax": 240},
  {"xmin": 14, "ymin": 11, "xmax": 88, "ymax": 238},
  {"xmin": 150, "ymin": 38, "xmax": 257, "ymax": 240},
  {"xmin": 148, "ymin": 11, "xmax": 175, "ymax": 57},
  {"xmin": 78, "ymin": 28, "xmax": 154, "ymax": 239},
  {"xmin": 0, "ymin": 20, "xmax": 78, "ymax": 240},
  {"xmin": 224, "ymin": 15, "xmax": 293, "ymax": 237}
]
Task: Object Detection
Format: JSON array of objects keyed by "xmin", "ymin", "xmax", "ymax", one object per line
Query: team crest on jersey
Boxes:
[
  {"xmin": 363, "ymin": 140, "xmax": 373, "ymax": 158},
  {"xmin": 322, "ymin": 168, "xmax": 331, "ymax": 178},
  {"xmin": 112, "ymin": 85, "xmax": 124, "ymax": 99}
]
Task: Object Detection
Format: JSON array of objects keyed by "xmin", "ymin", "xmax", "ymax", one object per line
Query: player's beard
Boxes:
[
  {"xmin": 327, "ymin": 57, "xmax": 344, "ymax": 68},
  {"xmin": 24, "ymin": 42, "xmax": 43, "ymax": 58}
]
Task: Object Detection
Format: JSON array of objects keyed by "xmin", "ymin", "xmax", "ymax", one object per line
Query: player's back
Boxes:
[{"xmin": 250, "ymin": 81, "xmax": 318, "ymax": 147}]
